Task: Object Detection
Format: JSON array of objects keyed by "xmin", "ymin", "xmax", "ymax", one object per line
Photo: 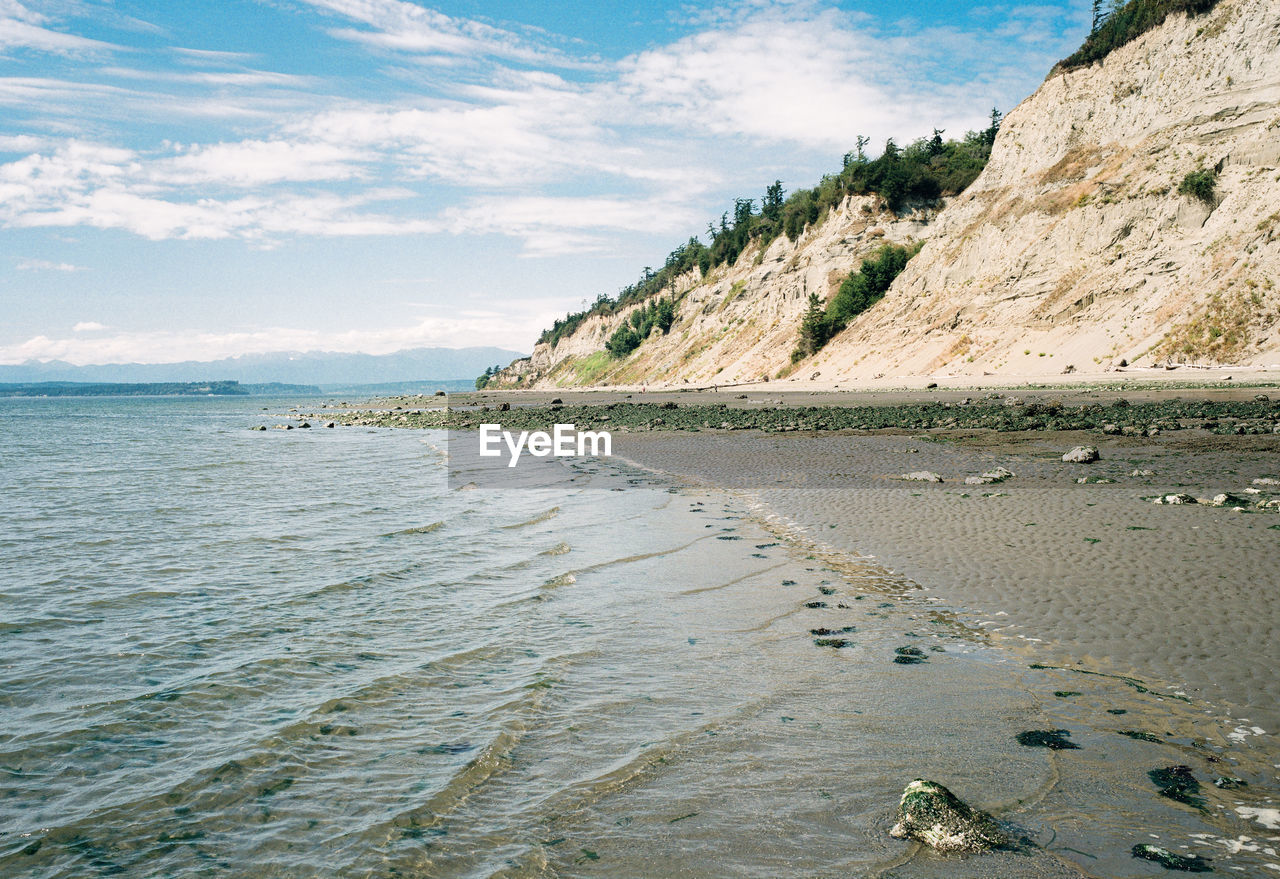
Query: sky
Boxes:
[{"xmin": 0, "ymin": 0, "xmax": 1092, "ymax": 365}]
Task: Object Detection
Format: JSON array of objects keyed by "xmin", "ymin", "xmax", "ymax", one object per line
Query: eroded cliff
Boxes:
[{"xmin": 500, "ymin": 0, "xmax": 1280, "ymax": 389}]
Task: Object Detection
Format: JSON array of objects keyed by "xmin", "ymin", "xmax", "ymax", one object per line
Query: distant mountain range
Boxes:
[{"xmin": 0, "ymin": 347, "xmax": 525, "ymax": 387}]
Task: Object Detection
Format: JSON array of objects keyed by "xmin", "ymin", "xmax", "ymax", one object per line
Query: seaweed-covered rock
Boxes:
[
  {"xmin": 893, "ymin": 646, "xmax": 927, "ymax": 665},
  {"xmin": 1118, "ymin": 730, "xmax": 1163, "ymax": 743},
  {"xmin": 1062, "ymin": 446, "xmax": 1099, "ymax": 463},
  {"xmin": 888, "ymin": 779, "xmax": 1008, "ymax": 853},
  {"xmin": 1149, "ymin": 765, "xmax": 1206, "ymax": 810},
  {"xmin": 1131, "ymin": 843, "xmax": 1213, "ymax": 872},
  {"xmin": 1016, "ymin": 729, "xmax": 1079, "ymax": 750}
]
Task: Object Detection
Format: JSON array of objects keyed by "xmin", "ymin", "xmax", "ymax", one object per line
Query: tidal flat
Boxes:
[{"xmin": 314, "ymin": 386, "xmax": 1280, "ymax": 876}]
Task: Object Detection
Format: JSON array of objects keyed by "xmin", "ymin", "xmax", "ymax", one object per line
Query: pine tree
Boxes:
[
  {"xmin": 763, "ymin": 180, "xmax": 785, "ymax": 221},
  {"xmin": 797, "ymin": 292, "xmax": 827, "ymax": 358},
  {"xmin": 984, "ymin": 107, "xmax": 1003, "ymax": 146}
]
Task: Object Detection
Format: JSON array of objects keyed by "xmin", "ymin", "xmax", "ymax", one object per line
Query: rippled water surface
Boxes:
[{"xmin": 3, "ymin": 398, "xmax": 1278, "ymax": 878}]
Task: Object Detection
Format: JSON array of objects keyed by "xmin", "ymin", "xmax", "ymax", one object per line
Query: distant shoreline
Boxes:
[{"xmin": 0, "ymin": 380, "xmax": 323, "ymax": 397}]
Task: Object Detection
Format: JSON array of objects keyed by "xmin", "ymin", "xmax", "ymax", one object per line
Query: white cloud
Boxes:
[
  {"xmin": 17, "ymin": 257, "xmax": 83, "ymax": 271},
  {"xmin": 614, "ymin": 5, "xmax": 986, "ymax": 152},
  {"xmin": 0, "ymin": 141, "xmax": 439, "ymax": 239},
  {"xmin": 170, "ymin": 47, "xmax": 259, "ymax": 64},
  {"xmin": 444, "ymin": 194, "xmax": 703, "ymax": 256},
  {"xmin": 97, "ymin": 66, "xmax": 317, "ymax": 89},
  {"xmin": 72, "ymin": 320, "xmax": 107, "ymax": 331},
  {"xmin": 294, "ymin": 0, "xmax": 592, "ymax": 68},
  {"xmin": 0, "ymin": 303, "xmax": 563, "ymax": 364},
  {"xmin": 10, "ymin": 185, "xmax": 439, "ymax": 241},
  {"xmin": 0, "ymin": 1, "xmax": 1083, "ymax": 250},
  {"xmin": 0, "ymin": 75, "xmax": 309, "ymax": 122},
  {"xmin": 0, "ymin": 1, "xmax": 120, "ymax": 55},
  {"xmin": 0, "ymin": 133, "xmax": 58, "ymax": 152},
  {"xmin": 150, "ymin": 140, "xmax": 366, "ymax": 186}
]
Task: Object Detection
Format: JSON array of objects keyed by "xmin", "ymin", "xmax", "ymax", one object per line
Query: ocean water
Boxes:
[{"xmin": 2, "ymin": 398, "xmax": 1277, "ymax": 878}]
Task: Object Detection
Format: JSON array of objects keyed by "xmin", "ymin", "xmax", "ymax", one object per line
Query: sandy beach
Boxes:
[
  {"xmin": 317, "ymin": 383, "xmax": 1280, "ymax": 874},
  {"xmin": 331, "ymin": 381, "xmax": 1280, "ymax": 732},
  {"xmin": 613, "ymin": 427, "xmax": 1280, "ymax": 732}
]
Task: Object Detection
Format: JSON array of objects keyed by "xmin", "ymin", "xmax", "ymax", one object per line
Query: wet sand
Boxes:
[
  {"xmin": 324, "ymin": 386, "xmax": 1280, "ymax": 874},
  {"xmin": 601, "ymin": 428, "xmax": 1280, "ymax": 875},
  {"xmin": 614, "ymin": 429, "xmax": 1280, "ymax": 732}
]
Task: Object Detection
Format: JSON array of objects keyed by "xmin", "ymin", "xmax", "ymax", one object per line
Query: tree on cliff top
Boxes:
[{"xmin": 1058, "ymin": 0, "xmax": 1222, "ymax": 72}]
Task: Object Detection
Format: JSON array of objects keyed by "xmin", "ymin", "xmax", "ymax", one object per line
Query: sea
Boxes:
[{"xmin": 2, "ymin": 397, "xmax": 1277, "ymax": 878}]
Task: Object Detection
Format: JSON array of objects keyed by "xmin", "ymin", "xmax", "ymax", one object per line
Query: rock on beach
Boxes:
[
  {"xmin": 888, "ymin": 779, "xmax": 1008, "ymax": 853},
  {"xmin": 899, "ymin": 471, "xmax": 943, "ymax": 483}
]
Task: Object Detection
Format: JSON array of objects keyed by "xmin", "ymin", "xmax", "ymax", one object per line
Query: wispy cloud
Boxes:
[
  {"xmin": 292, "ymin": 0, "xmax": 596, "ymax": 68},
  {"xmin": 0, "ymin": 1, "xmax": 1084, "ymax": 251},
  {"xmin": 96, "ymin": 65, "xmax": 318, "ymax": 89},
  {"xmin": 0, "ymin": 303, "xmax": 557, "ymax": 364},
  {"xmin": 444, "ymin": 194, "xmax": 705, "ymax": 256},
  {"xmin": 170, "ymin": 46, "xmax": 259, "ymax": 64},
  {"xmin": 150, "ymin": 139, "xmax": 367, "ymax": 186},
  {"xmin": 17, "ymin": 257, "xmax": 84, "ymax": 271},
  {"xmin": 0, "ymin": 0, "xmax": 120, "ymax": 55}
]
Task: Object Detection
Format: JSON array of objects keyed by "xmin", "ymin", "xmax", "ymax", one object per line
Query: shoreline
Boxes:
[
  {"xmin": 321, "ymin": 388, "xmax": 1280, "ymax": 726},
  {"xmin": 317, "ymin": 387, "xmax": 1280, "ymax": 873}
]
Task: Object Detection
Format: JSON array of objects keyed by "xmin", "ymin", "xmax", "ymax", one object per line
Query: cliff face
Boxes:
[
  {"xmin": 503, "ymin": 0, "xmax": 1280, "ymax": 389},
  {"xmin": 499, "ymin": 195, "xmax": 934, "ymax": 388},
  {"xmin": 811, "ymin": 0, "xmax": 1280, "ymax": 381}
]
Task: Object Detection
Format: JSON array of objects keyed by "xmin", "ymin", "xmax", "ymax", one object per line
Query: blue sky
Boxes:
[{"xmin": 0, "ymin": 0, "xmax": 1091, "ymax": 364}]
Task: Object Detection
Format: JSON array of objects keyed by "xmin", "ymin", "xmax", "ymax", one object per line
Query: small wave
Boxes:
[
  {"xmin": 381, "ymin": 521, "xmax": 445, "ymax": 538},
  {"xmin": 292, "ymin": 562, "xmax": 431, "ymax": 601},
  {"xmin": 502, "ymin": 507, "xmax": 561, "ymax": 529},
  {"xmin": 680, "ymin": 561, "xmax": 791, "ymax": 596},
  {"xmin": 0, "ymin": 616, "xmax": 104, "ymax": 635},
  {"xmin": 542, "ymin": 573, "xmax": 576, "ymax": 589},
  {"xmin": 539, "ymin": 542, "xmax": 571, "ymax": 556},
  {"xmin": 173, "ymin": 460, "xmax": 249, "ymax": 472}
]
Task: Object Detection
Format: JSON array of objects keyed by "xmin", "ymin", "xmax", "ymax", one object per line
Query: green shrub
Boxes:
[
  {"xmin": 538, "ymin": 121, "xmax": 1000, "ymax": 350},
  {"xmin": 791, "ymin": 242, "xmax": 922, "ymax": 361},
  {"xmin": 605, "ymin": 297, "xmax": 676, "ymax": 358},
  {"xmin": 475, "ymin": 364, "xmax": 502, "ymax": 389},
  {"xmin": 1178, "ymin": 168, "xmax": 1217, "ymax": 203}
]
